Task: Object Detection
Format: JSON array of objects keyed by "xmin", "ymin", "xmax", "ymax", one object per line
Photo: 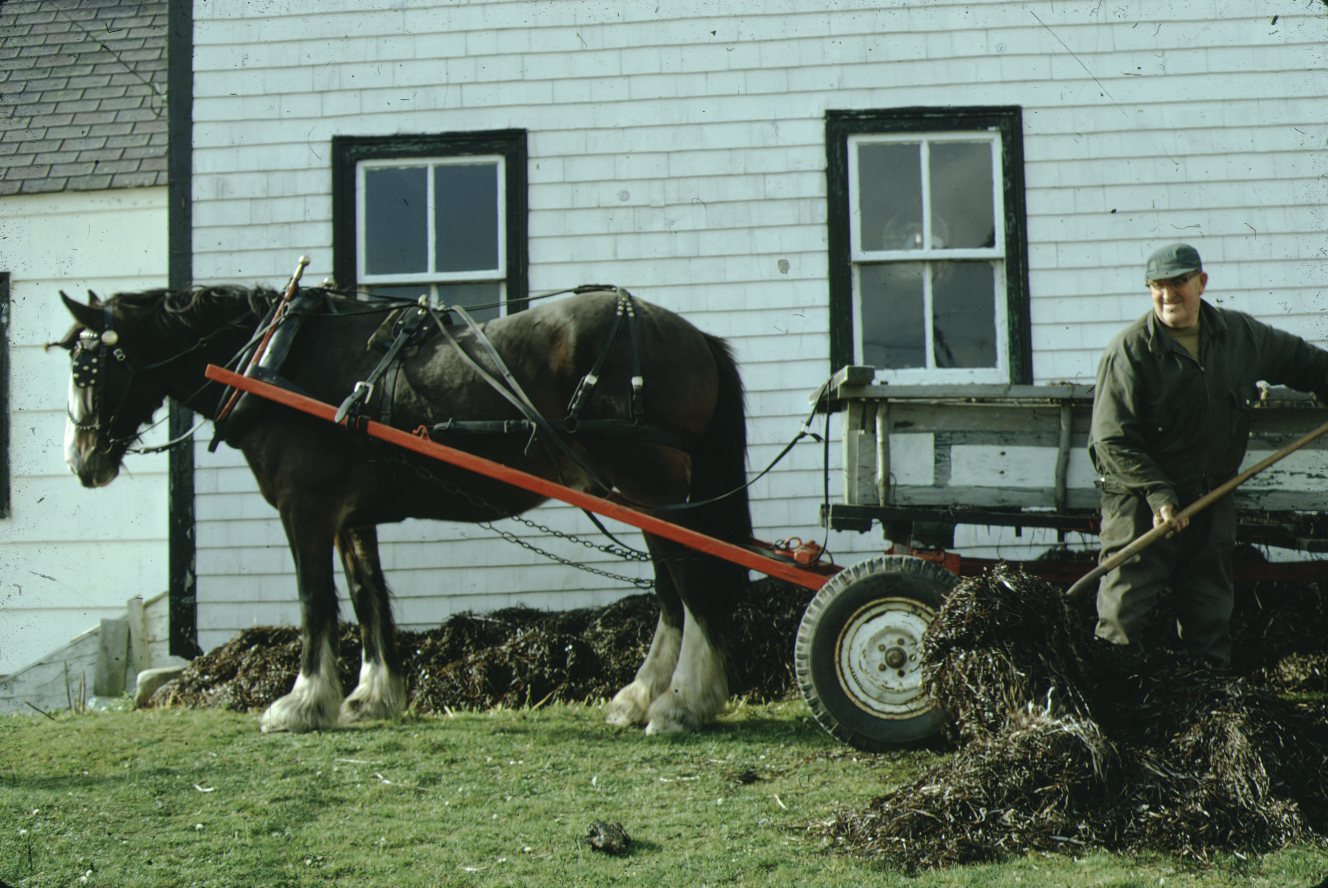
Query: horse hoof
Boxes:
[
  {"xmin": 260, "ymin": 688, "xmax": 340, "ymax": 734},
  {"xmin": 644, "ymin": 713, "xmax": 695, "ymax": 735},
  {"xmin": 260, "ymin": 705, "xmax": 319, "ymax": 734},
  {"xmin": 339, "ymin": 692, "xmax": 403, "ymax": 724},
  {"xmin": 339, "ymin": 672, "xmax": 406, "ymax": 724},
  {"xmin": 604, "ymin": 683, "xmax": 651, "ymax": 727},
  {"xmin": 643, "ymin": 696, "xmax": 701, "ymax": 735},
  {"xmin": 604, "ymin": 707, "xmax": 638, "ymax": 728}
]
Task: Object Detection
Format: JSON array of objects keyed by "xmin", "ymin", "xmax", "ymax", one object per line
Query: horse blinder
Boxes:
[{"xmin": 69, "ymin": 309, "xmax": 137, "ymax": 443}]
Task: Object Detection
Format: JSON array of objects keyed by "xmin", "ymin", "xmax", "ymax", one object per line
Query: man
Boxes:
[{"xmin": 1087, "ymin": 243, "xmax": 1328, "ymax": 665}]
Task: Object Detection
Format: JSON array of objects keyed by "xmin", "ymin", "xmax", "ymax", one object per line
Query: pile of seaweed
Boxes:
[
  {"xmin": 822, "ymin": 565, "xmax": 1328, "ymax": 869},
  {"xmin": 151, "ymin": 577, "xmax": 813, "ymax": 713}
]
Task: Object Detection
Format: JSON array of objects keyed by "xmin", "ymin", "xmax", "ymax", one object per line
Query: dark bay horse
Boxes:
[{"xmin": 54, "ymin": 284, "xmax": 752, "ymax": 734}]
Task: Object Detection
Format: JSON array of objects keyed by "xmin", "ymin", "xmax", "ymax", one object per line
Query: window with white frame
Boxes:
[
  {"xmin": 827, "ymin": 109, "xmax": 1031, "ymax": 384},
  {"xmin": 333, "ymin": 131, "xmax": 527, "ymax": 321}
]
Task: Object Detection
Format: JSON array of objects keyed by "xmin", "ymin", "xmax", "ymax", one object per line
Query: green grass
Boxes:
[{"xmin": 3, "ymin": 700, "xmax": 1326, "ymax": 887}]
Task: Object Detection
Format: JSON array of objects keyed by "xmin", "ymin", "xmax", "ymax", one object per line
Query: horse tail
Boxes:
[{"xmin": 687, "ymin": 333, "xmax": 753, "ymax": 548}]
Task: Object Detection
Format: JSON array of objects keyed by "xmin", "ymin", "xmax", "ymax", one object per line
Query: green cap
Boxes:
[{"xmin": 1145, "ymin": 243, "xmax": 1202, "ymax": 282}]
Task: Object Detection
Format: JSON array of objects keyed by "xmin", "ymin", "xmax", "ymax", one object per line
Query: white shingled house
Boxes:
[
  {"xmin": 0, "ymin": 0, "xmax": 177, "ymax": 703},
  {"xmin": 171, "ymin": 0, "xmax": 1328, "ymax": 655},
  {"xmin": 11, "ymin": 0, "xmax": 1323, "ymax": 665}
]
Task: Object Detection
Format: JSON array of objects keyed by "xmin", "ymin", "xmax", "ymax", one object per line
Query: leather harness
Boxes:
[{"xmin": 238, "ymin": 287, "xmax": 698, "ymax": 461}]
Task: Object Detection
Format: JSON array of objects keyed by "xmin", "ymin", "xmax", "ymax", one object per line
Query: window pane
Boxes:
[
  {"xmin": 857, "ymin": 142, "xmax": 923, "ymax": 252},
  {"xmin": 364, "ymin": 167, "xmax": 428, "ymax": 274},
  {"xmin": 860, "ymin": 263, "xmax": 925, "ymax": 368},
  {"xmin": 928, "ymin": 141, "xmax": 995, "ymax": 249},
  {"xmin": 437, "ymin": 282, "xmax": 501, "ymax": 323},
  {"xmin": 932, "ymin": 262, "xmax": 996, "ymax": 368},
  {"xmin": 434, "ymin": 163, "xmax": 500, "ymax": 273}
]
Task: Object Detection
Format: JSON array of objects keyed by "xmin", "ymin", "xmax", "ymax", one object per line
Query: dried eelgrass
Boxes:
[
  {"xmin": 151, "ymin": 578, "xmax": 812, "ymax": 713},
  {"xmin": 823, "ymin": 565, "xmax": 1328, "ymax": 869}
]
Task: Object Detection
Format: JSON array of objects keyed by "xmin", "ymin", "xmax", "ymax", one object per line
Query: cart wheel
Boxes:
[{"xmin": 795, "ymin": 555, "xmax": 958, "ymax": 751}]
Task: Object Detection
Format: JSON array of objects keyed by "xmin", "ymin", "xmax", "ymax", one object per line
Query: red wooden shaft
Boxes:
[{"xmin": 204, "ymin": 364, "xmax": 833, "ymax": 590}]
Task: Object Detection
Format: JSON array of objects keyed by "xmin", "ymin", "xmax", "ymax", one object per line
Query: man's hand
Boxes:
[{"xmin": 1153, "ymin": 503, "xmax": 1189, "ymax": 536}]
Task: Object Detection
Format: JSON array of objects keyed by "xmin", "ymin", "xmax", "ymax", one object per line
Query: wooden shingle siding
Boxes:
[{"xmin": 188, "ymin": 0, "xmax": 1327, "ymax": 646}]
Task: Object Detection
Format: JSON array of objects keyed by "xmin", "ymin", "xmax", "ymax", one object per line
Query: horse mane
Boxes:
[
  {"xmin": 47, "ymin": 284, "xmax": 283, "ymax": 352},
  {"xmin": 113, "ymin": 284, "xmax": 282, "ymax": 330}
]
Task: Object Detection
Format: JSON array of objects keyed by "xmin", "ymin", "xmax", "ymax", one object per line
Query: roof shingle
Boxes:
[{"xmin": 0, "ymin": 0, "xmax": 168, "ymax": 194}]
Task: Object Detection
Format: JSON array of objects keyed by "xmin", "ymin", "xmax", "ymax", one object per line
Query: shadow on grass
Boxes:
[{"xmin": 611, "ymin": 837, "xmax": 664, "ymax": 857}]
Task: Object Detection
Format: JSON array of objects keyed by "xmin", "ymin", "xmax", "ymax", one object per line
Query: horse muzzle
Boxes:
[{"xmin": 64, "ymin": 419, "xmax": 120, "ymax": 488}]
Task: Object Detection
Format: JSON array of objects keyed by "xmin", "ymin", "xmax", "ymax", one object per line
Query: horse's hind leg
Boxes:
[
  {"xmin": 606, "ymin": 538, "xmax": 682, "ymax": 727},
  {"xmin": 337, "ymin": 525, "xmax": 406, "ymax": 723},
  {"xmin": 643, "ymin": 539, "xmax": 736, "ymax": 735},
  {"xmin": 261, "ymin": 508, "xmax": 344, "ymax": 733}
]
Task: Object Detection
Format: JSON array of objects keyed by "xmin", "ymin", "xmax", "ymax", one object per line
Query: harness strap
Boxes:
[
  {"xmin": 624, "ymin": 289, "xmax": 645, "ymax": 423},
  {"xmin": 432, "ymin": 306, "xmax": 569, "ymax": 464},
  {"xmin": 565, "ymin": 289, "xmax": 646, "ymax": 425},
  {"xmin": 334, "ymin": 301, "xmax": 430, "ymax": 425},
  {"xmin": 99, "ymin": 304, "xmax": 141, "ymax": 444},
  {"xmin": 429, "ymin": 417, "xmax": 695, "ymax": 452},
  {"xmin": 427, "ymin": 304, "xmax": 745, "ymax": 516}
]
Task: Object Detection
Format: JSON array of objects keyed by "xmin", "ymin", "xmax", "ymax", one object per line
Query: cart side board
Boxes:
[{"xmin": 824, "ymin": 369, "xmax": 1328, "ymax": 551}]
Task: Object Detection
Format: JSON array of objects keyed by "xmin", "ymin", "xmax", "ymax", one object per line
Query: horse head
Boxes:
[{"xmin": 51, "ymin": 290, "xmax": 171, "ymax": 487}]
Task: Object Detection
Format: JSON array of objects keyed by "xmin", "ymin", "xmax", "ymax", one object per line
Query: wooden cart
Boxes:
[{"xmin": 792, "ymin": 365, "xmax": 1328, "ymax": 751}]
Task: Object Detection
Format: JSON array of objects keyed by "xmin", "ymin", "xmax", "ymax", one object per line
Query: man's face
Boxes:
[{"xmin": 1149, "ymin": 270, "xmax": 1207, "ymax": 329}]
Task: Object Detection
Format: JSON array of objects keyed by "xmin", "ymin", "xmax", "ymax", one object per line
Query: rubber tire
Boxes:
[{"xmin": 795, "ymin": 555, "xmax": 959, "ymax": 751}]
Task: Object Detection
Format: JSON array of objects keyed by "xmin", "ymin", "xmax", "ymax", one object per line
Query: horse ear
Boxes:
[
  {"xmin": 87, "ymin": 290, "xmax": 102, "ymax": 308},
  {"xmin": 61, "ymin": 290, "xmax": 104, "ymax": 331}
]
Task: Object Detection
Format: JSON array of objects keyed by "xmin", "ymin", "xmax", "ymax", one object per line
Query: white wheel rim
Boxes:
[{"xmin": 834, "ymin": 596, "xmax": 936, "ymax": 719}]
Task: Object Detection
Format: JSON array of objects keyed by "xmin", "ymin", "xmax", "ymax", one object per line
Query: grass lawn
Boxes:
[{"xmin": 3, "ymin": 699, "xmax": 1326, "ymax": 887}]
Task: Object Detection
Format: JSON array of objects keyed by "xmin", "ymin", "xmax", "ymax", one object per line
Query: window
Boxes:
[
  {"xmin": 332, "ymin": 131, "xmax": 527, "ymax": 321},
  {"xmin": 827, "ymin": 108, "xmax": 1031, "ymax": 384}
]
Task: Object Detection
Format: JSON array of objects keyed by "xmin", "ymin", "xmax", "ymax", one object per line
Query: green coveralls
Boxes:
[{"xmin": 1088, "ymin": 300, "xmax": 1328, "ymax": 663}]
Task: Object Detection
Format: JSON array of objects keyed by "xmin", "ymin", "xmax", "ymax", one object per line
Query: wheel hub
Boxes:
[{"xmin": 835, "ymin": 597, "xmax": 935, "ymax": 718}]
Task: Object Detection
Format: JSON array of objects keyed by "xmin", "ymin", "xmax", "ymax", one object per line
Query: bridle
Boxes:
[
  {"xmin": 68, "ymin": 300, "xmax": 230, "ymax": 454},
  {"xmin": 68, "ymin": 304, "xmax": 145, "ymax": 450}
]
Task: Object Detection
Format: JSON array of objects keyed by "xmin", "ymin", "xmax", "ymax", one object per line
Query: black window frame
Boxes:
[
  {"xmin": 331, "ymin": 130, "xmax": 529, "ymax": 313},
  {"xmin": 826, "ymin": 107, "xmax": 1032, "ymax": 383}
]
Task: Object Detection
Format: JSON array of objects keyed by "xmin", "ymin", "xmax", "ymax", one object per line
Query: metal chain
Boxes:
[
  {"xmin": 477, "ymin": 519, "xmax": 654, "ymax": 589},
  {"xmin": 499, "ymin": 511, "xmax": 652, "ymax": 563},
  {"xmin": 388, "ymin": 444, "xmax": 655, "ymax": 590}
]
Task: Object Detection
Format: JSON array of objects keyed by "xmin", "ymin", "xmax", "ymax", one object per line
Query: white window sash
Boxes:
[
  {"xmin": 853, "ymin": 261, "xmax": 1010, "ymax": 384},
  {"xmin": 355, "ymin": 154, "xmax": 506, "ymax": 286},
  {"xmin": 848, "ymin": 129, "xmax": 1007, "ymax": 382},
  {"xmin": 847, "ymin": 131, "xmax": 1003, "ymax": 263}
]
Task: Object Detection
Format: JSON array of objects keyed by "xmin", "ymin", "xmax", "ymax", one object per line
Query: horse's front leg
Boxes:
[
  {"xmin": 261, "ymin": 508, "xmax": 344, "ymax": 733},
  {"xmin": 337, "ymin": 525, "xmax": 406, "ymax": 724}
]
